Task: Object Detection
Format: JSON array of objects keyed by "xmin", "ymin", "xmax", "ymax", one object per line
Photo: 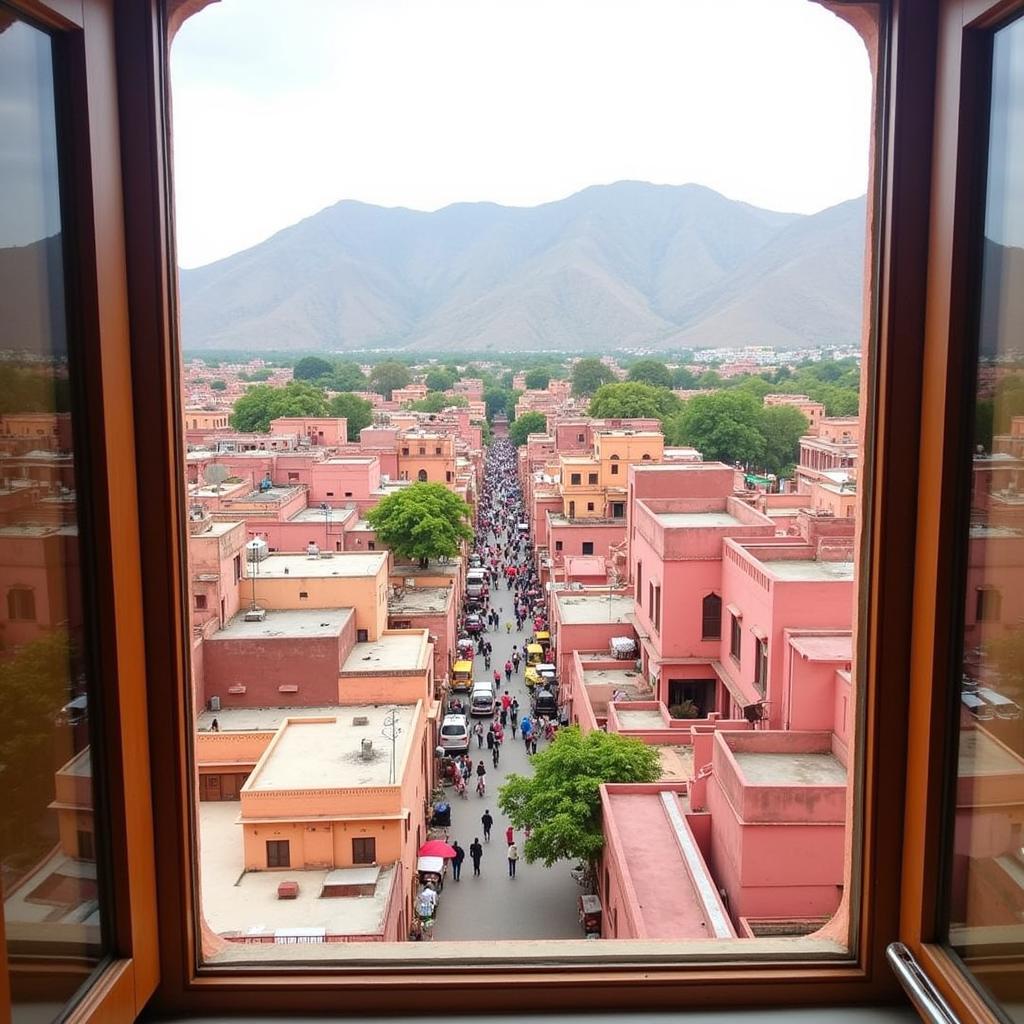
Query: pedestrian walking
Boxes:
[
  {"xmin": 511, "ymin": 698, "xmax": 519, "ymax": 725},
  {"xmin": 486, "ymin": 729, "xmax": 494, "ymax": 751},
  {"xmin": 501, "ymin": 690, "xmax": 511, "ymax": 711},
  {"xmin": 507, "ymin": 842, "xmax": 519, "ymax": 878},
  {"xmin": 505, "ymin": 824, "xmax": 514, "ymax": 846},
  {"xmin": 469, "ymin": 838, "xmax": 483, "ymax": 876},
  {"xmin": 492, "ymin": 742, "xmax": 499, "ymax": 768},
  {"xmin": 451, "ymin": 841, "xmax": 465, "ymax": 881},
  {"xmin": 499, "ymin": 707, "xmax": 508, "ymax": 728},
  {"xmin": 474, "ymin": 721, "xmax": 484, "ymax": 749},
  {"xmin": 481, "ymin": 810, "xmax": 493, "ymax": 842}
]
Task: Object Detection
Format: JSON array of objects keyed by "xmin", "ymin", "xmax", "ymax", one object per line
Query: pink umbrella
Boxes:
[{"xmin": 418, "ymin": 839, "xmax": 457, "ymax": 859}]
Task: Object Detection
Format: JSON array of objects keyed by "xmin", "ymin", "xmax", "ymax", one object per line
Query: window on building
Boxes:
[
  {"xmin": 446, "ymin": 470, "xmax": 452, "ymax": 482},
  {"xmin": 730, "ymin": 613, "xmax": 742, "ymax": 663},
  {"xmin": 352, "ymin": 837, "xmax": 376, "ymax": 864},
  {"xmin": 194, "ymin": 594, "xmax": 207, "ymax": 610},
  {"xmin": 582, "ymin": 541, "xmax": 594, "ymax": 555},
  {"xmin": 570, "ymin": 473, "xmax": 581, "ymax": 485},
  {"xmin": 233, "ymin": 554, "xmax": 241, "ymax": 583},
  {"xmin": 299, "ymin": 591, "xmax": 309, "ymax": 599},
  {"xmin": 417, "ymin": 469, "xmax": 428, "ymax": 482},
  {"xmin": 435, "ymin": 446, "xmax": 442, "ymax": 454},
  {"xmin": 344, "ymin": 491, "xmax": 352, "ymax": 497},
  {"xmin": 419, "ymin": 446, "xmax": 425, "ymax": 455},
  {"xmin": 653, "ymin": 584, "xmax": 662, "ymax": 632},
  {"xmin": 611, "ymin": 501, "xmax": 625, "ymax": 518},
  {"xmin": 701, "ymin": 593, "xmax": 722, "ymax": 639},
  {"xmin": 402, "ymin": 447, "xmax": 409, "ymax": 455},
  {"xmin": 974, "ymin": 587, "xmax": 1001, "ymax": 623},
  {"xmin": 356, "ymin": 629, "xmax": 369, "ymax": 642},
  {"xmin": 586, "ymin": 502, "xmax": 595, "ymax": 512},
  {"xmin": 636, "ymin": 561, "xmax": 642, "ymax": 603},
  {"xmin": 754, "ymin": 637, "xmax": 768, "ymax": 693},
  {"xmin": 554, "ymin": 540, "xmax": 563, "ymax": 552},
  {"xmin": 610, "ymin": 462, "xmax": 619, "ymax": 475},
  {"xmin": 577, "ymin": 433, "xmax": 585, "ymax": 442},
  {"xmin": 368, "ymin": 542, "xmax": 375, "ymax": 551},
  {"xmin": 7, "ymin": 585, "xmax": 36, "ymax": 621},
  {"xmin": 266, "ymin": 839, "xmax": 290, "ymax": 868},
  {"xmin": 588, "ymin": 472, "xmax": 598, "ymax": 484},
  {"xmin": 326, "ymin": 490, "xmax": 334, "ymax": 497}
]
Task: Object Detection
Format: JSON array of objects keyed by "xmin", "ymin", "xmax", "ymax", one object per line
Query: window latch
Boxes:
[{"xmin": 886, "ymin": 943, "xmax": 961, "ymax": 1024}]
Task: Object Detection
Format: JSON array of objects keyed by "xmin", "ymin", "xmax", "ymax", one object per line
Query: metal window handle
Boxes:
[{"xmin": 887, "ymin": 943, "xmax": 962, "ymax": 1024}]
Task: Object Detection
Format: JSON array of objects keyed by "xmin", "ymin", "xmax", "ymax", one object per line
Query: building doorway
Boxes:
[{"xmin": 667, "ymin": 678, "xmax": 716, "ymax": 718}]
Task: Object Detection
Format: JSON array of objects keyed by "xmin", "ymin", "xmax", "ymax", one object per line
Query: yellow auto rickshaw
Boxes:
[
  {"xmin": 451, "ymin": 660, "xmax": 473, "ymax": 692},
  {"xmin": 535, "ymin": 630, "xmax": 551, "ymax": 656},
  {"xmin": 526, "ymin": 643, "xmax": 543, "ymax": 666}
]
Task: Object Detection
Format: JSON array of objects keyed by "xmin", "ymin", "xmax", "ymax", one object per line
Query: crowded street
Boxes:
[{"xmin": 429, "ymin": 438, "xmax": 581, "ymax": 940}]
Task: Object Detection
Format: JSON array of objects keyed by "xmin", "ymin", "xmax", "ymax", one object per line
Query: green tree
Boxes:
[
  {"xmin": 239, "ymin": 368, "xmax": 273, "ymax": 382},
  {"xmin": 524, "ymin": 367, "xmax": 552, "ymax": 390},
  {"xmin": 672, "ymin": 366, "xmax": 698, "ymax": 389},
  {"xmin": 509, "ymin": 411, "xmax": 547, "ymax": 446},
  {"xmin": 0, "ymin": 631, "xmax": 74, "ymax": 860},
  {"xmin": 328, "ymin": 392, "xmax": 374, "ymax": 441},
  {"xmin": 697, "ymin": 370, "xmax": 723, "ymax": 388},
  {"xmin": 370, "ymin": 361, "xmax": 412, "ymax": 399},
  {"xmin": 425, "ymin": 367, "xmax": 459, "ymax": 392},
  {"xmin": 760, "ymin": 404, "xmax": 809, "ymax": 476},
  {"xmin": 571, "ymin": 357, "xmax": 615, "ymax": 396},
  {"xmin": 365, "ymin": 482, "xmax": 473, "ymax": 568},
  {"xmin": 627, "ymin": 359, "xmax": 672, "ymax": 388},
  {"xmin": 588, "ymin": 381, "xmax": 681, "ymax": 422},
  {"xmin": 328, "ymin": 361, "xmax": 367, "ymax": 391},
  {"xmin": 732, "ymin": 375, "xmax": 772, "ymax": 401},
  {"xmin": 666, "ymin": 390, "xmax": 766, "ymax": 466},
  {"xmin": 209, "ymin": 378, "xmax": 227, "ymax": 391},
  {"xmin": 230, "ymin": 381, "xmax": 327, "ymax": 432},
  {"xmin": 409, "ymin": 392, "xmax": 469, "ymax": 413},
  {"xmin": 484, "ymin": 387, "xmax": 514, "ymax": 421},
  {"xmin": 293, "ymin": 355, "xmax": 334, "ymax": 381},
  {"xmin": 498, "ymin": 727, "xmax": 661, "ymax": 868},
  {"xmin": 975, "ymin": 398, "xmax": 995, "ymax": 452}
]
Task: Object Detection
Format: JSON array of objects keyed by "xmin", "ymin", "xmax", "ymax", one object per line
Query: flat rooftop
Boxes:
[
  {"xmin": 388, "ymin": 586, "xmax": 452, "ymax": 615},
  {"xmin": 247, "ymin": 705, "xmax": 417, "ymax": 792},
  {"xmin": 960, "ymin": 728, "xmax": 1024, "ymax": 777},
  {"xmin": 197, "ymin": 705, "xmax": 345, "ymax": 732},
  {"xmin": 583, "ymin": 667, "xmax": 646, "ymax": 692},
  {"xmin": 392, "ymin": 561, "xmax": 459, "ymax": 577},
  {"xmin": 615, "ymin": 708, "xmax": 666, "ymax": 729},
  {"xmin": 342, "ymin": 633, "xmax": 426, "ymax": 673},
  {"xmin": 655, "ymin": 511, "xmax": 741, "ymax": 528},
  {"xmin": 658, "ymin": 746, "xmax": 694, "ymax": 782},
  {"xmin": 192, "ymin": 520, "xmax": 243, "ymax": 538},
  {"xmin": 257, "ymin": 551, "xmax": 387, "ymax": 578},
  {"xmin": 734, "ymin": 751, "xmax": 847, "ymax": 786},
  {"xmin": 788, "ymin": 634, "xmax": 853, "ymax": 662},
  {"xmin": 287, "ymin": 506, "xmax": 357, "ymax": 524},
  {"xmin": 199, "ymin": 802, "xmax": 395, "ymax": 937},
  {"xmin": 555, "ymin": 593, "xmax": 635, "ymax": 624},
  {"xmin": 210, "ymin": 608, "xmax": 353, "ymax": 641},
  {"xmin": 234, "ymin": 485, "xmax": 300, "ymax": 503},
  {"xmin": 763, "ymin": 559, "xmax": 855, "ymax": 582}
]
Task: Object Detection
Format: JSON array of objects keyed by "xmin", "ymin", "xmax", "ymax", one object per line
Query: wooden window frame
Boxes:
[
  {"xmin": 702, "ymin": 593, "xmax": 722, "ymax": 640},
  {"xmin": 0, "ymin": 2, "xmax": 160, "ymax": 1022},
  {"xmin": 352, "ymin": 837, "xmax": 376, "ymax": 865},
  {"xmin": 46, "ymin": 0, "xmax": 962, "ymax": 1016},
  {"xmin": 898, "ymin": 3, "xmax": 1024, "ymax": 1024}
]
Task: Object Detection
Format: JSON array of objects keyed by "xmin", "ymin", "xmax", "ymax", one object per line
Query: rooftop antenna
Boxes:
[
  {"xmin": 320, "ymin": 502, "xmax": 332, "ymax": 551},
  {"xmin": 382, "ymin": 707, "xmax": 403, "ymax": 785}
]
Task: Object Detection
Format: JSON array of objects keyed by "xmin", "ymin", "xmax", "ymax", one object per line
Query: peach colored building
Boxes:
[
  {"xmin": 763, "ymin": 394, "xmax": 825, "ymax": 433},
  {"xmin": 795, "ymin": 417, "xmax": 859, "ymax": 493},
  {"xmin": 397, "ymin": 433, "xmax": 456, "ymax": 485},
  {"xmin": 268, "ymin": 416, "xmax": 348, "ymax": 446}
]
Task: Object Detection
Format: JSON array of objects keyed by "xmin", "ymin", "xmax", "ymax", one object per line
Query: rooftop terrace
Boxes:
[
  {"xmin": 764, "ymin": 559, "xmax": 855, "ymax": 583},
  {"xmin": 210, "ymin": 608, "xmax": 353, "ymax": 641},
  {"xmin": 342, "ymin": 633, "xmax": 427, "ymax": 673},
  {"xmin": 555, "ymin": 593, "xmax": 635, "ymax": 624},
  {"xmin": 256, "ymin": 551, "xmax": 387, "ymax": 578},
  {"xmin": 733, "ymin": 751, "xmax": 847, "ymax": 787}
]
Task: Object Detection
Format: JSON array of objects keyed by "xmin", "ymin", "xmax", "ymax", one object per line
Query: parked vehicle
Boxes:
[
  {"xmin": 451, "ymin": 659, "xmax": 474, "ymax": 692},
  {"xmin": 525, "ymin": 662, "xmax": 556, "ymax": 689},
  {"xmin": 438, "ymin": 714, "xmax": 471, "ymax": 754},
  {"xmin": 470, "ymin": 681, "xmax": 496, "ymax": 717},
  {"xmin": 532, "ymin": 687, "xmax": 558, "ymax": 718},
  {"xmin": 526, "ymin": 642, "xmax": 544, "ymax": 666}
]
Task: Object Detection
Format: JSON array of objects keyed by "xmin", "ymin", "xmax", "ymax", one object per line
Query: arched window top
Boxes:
[
  {"xmin": 417, "ymin": 469, "xmax": 428, "ymax": 482},
  {"xmin": 701, "ymin": 592, "xmax": 722, "ymax": 640},
  {"xmin": 609, "ymin": 454, "xmax": 620, "ymax": 460},
  {"xmin": 641, "ymin": 453, "xmax": 651, "ymax": 461}
]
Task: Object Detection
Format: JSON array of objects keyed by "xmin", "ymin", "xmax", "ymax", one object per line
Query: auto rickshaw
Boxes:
[
  {"xmin": 451, "ymin": 659, "xmax": 473, "ymax": 692},
  {"xmin": 526, "ymin": 642, "xmax": 544, "ymax": 666},
  {"xmin": 524, "ymin": 662, "xmax": 556, "ymax": 690},
  {"xmin": 535, "ymin": 630, "xmax": 551, "ymax": 656}
]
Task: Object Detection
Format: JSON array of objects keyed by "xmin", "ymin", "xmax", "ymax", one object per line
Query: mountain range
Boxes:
[{"xmin": 179, "ymin": 181, "xmax": 868, "ymax": 353}]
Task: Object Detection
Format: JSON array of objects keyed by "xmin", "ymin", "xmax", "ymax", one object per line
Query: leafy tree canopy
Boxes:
[
  {"xmin": 0, "ymin": 365, "xmax": 70, "ymax": 414},
  {"xmin": 239, "ymin": 368, "xmax": 273, "ymax": 382},
  {"xmin": 370, "ymin": 360, "xmax": 412, "ymax": 399},
  {"xmin": 509, "ymin": 411, "xmax": 547, "ymax": 446},
  {"xmin": 409, "ymin": 392, "xmax": 469, "ymax": 413},
  {"xmin": 209, "ymin": 379, "xmax": 227, "ymax": 391},
  {"xmin": 672, "ymin": 366, "xmax": 698, "ymax": 389},
  {"xmin": 666, "ymin": 390, "xmax": 766, "ymax": 466},
  {"xmin": 627, "ymin": 359, "xmax": 673, "ymax": 388},
  {"xmin": 425, "ymin": 367, "xmax": 459, "ymax": 392},
  {"xmin": 327, "ymin": 392, "xmax": 374, "ymax": 441},
  {"xmin": 293, "ymin": 355, "xmax": 334, "ymax": 381},
  {"xmin": 230, "ymin": 381, "xmax": 327, "ymax": 432},
  {"xmin": 484, "ymin": 387, "xmax": 514, "ymax": 421},
  {"xmin": 327, "ymin": 361, "xmax": 368, "ymax": 392},
  {"xmin": 498, "ymin": 727, "xmax": 662, "ymax": 867},
  {"xmin": 524, "ymin": 367, "xmax": 553, "ymax": 390},
  {"xmin": 588, "ymin": 381, "xmax": 681, "ymax": 422},
  {"xmin": 760, "ymin": 404, "xmax": 809, "ymax": 476},
  {"xmin": 571, "ymin": 357, "xmax": 615, "ymax": 396},
  {"xmin": 697, "ymin": 370, "xmax": 723, "ymax": 389},
  {"xmin": 365, "ymin": 482, "xmax": 473, "ymax": 567}
]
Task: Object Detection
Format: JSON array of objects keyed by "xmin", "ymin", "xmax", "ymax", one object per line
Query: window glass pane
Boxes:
[
  {"xmin": 946, "ymin": 13, "xmax": 1024, "ymax": 1018},
  {"xmin": 0, "ymin": 6, "xmax": 110, "ymax": 1019}
]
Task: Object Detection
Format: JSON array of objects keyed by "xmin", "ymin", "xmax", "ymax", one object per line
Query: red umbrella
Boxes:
[{"xmin": 418, "ymin": 839, "xmax": 457, "ymax": 859}]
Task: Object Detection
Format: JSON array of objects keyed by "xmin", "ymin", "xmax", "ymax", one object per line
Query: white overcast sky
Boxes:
[{"xmin": 170, "ymin": 0, "xmax": 874, "ymax": 268}]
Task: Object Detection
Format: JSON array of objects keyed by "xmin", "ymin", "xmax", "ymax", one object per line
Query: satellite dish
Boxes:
[{"xmin": 204, "ymin": 463, "xmax": 230, "ymax": 493}]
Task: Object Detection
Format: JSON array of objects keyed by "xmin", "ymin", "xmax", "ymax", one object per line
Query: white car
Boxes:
[
  {"xmin": 470, "ymin": 681, "xmax": 496, "ymax": 717},
  {"xmin": 438, "ymin": 714, "xmax": 471, "ymax": 753}
]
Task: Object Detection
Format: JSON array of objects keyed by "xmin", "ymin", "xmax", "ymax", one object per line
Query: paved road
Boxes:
[{"xmin": 431, "ymin": 563, "xmax": 581, "ymax": 941}]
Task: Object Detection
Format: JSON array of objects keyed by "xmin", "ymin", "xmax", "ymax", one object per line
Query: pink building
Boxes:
[
  {"xmin": 763, "ymin": 394, "xmax": 825, "ymax": 434},
  {"xmin": 268, "ymin": 417, "xmax": 348, "ymax": 446}
]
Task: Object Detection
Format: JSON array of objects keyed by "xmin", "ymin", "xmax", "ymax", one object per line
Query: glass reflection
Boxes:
[
  {"xmin": 949, "ymin": 12, "xmax": 1024, "ymax": 1020},
  {"xmin": 0, "ymin": 6, "xmax": 107, "ymax": 1020}
]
